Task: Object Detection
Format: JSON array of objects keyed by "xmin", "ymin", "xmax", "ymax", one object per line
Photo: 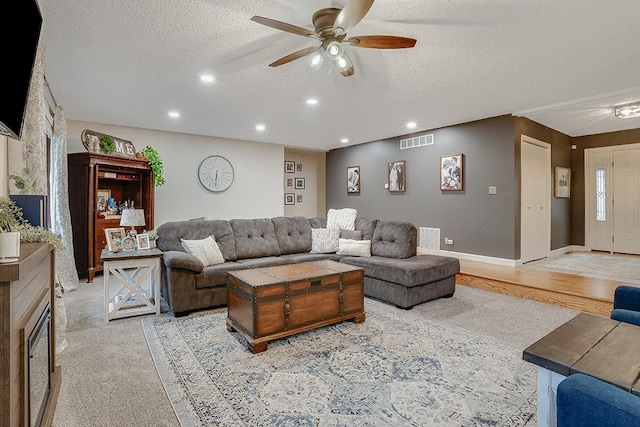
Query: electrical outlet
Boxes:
[
  {"xmin": 445, "ymin": 238, "xmax": 454, "ymax": 245},
  {"xmin": 489, "ymin": 186, "xmax": 497, "ymax": 195}
]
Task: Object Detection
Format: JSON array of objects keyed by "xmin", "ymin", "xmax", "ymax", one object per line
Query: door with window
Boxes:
[{"xmin": 586, "ymin": 145, "xmax": 640, "ymax": 255}]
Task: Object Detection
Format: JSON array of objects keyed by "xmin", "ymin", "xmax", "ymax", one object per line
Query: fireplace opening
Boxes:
[{"xmin": 28, "ymin": 303, "xmax": 51, "ymax": 427}]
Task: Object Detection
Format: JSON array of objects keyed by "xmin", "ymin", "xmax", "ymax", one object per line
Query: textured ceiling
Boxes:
[{"xmin": 38, "ymin": 0, "xmax": 640, "ymax": 151}]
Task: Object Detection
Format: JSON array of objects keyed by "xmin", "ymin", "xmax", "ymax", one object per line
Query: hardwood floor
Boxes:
[{"xmin": 456, "ymin": 259, "xmax": 625, "ymax": 316}]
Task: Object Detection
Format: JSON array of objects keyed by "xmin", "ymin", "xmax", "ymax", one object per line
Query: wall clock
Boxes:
[{"xmin": 198, "ymin": 155, "xmax": 234, "ymax": 192}]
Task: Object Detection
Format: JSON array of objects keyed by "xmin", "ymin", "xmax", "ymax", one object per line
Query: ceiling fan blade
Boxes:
[
  {"xmin": 251, "ymin": 16, "xmax": 317, "ymax": 38},
  {"xmin": 333, "ymin": 0, "xmax": 375, "ymax": 35},
  {"xmin": 347, "ymin": 35, "xmax": 417, "ymax": 49},
  {"xmin": 268, "ymin": 46, "xmax": 321, "ymax": 67},
  {"xmin": 340, "ymin": 65, "xmax": 355, "ymax": 77}
]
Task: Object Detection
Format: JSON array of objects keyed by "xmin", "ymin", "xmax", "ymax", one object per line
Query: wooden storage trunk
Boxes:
[{"xmin": 227, "ymin": 260, "xmax": 365, "ymax": 353}]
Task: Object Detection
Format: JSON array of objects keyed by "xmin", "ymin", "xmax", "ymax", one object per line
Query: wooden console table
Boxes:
[
  {"xmin": 523, "ymin": 312, "xmax": 640, "ymax": 427},
  {"xmin": 0, "ymin": 243, "xmax": 61, "ymax": 427}
]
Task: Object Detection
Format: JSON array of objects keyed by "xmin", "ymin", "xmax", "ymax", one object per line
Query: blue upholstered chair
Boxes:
[
  {"xmin": 557, "ymin": 373, "xmax": 640, "ymax": 427},
  {"xmin": 610, "ymin": 285, "xmax": 640, "ymax": 326}
]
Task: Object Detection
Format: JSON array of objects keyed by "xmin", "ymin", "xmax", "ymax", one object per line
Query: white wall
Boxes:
[
  {"xmin": 283, "ymin": 149, "xmax": 326, "ymax": 218},
  {"xmin": 67, "ymin": 121, "xmax": 288, "ymax": 225}
]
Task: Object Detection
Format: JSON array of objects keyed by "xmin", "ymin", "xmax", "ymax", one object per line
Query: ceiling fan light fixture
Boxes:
[
  {"xmin": 336, "ymin": 53, "xmax": 352, "ymax": 71},
  {"xmin": 326, "ymin": 40, "xmax": 344, "ymax": 60},
  {"xmin": 307, "ymin": 52, "xmax": 324, "ymax": 70},
  {"xmin": 615, "ymin": 103, "xmax": 640, "ymax": 119}
]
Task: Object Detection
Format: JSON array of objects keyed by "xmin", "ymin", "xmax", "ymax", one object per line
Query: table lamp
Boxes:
[{"xmin": 120, "ymin": 208, "xmax": 145, "ymax": 237}]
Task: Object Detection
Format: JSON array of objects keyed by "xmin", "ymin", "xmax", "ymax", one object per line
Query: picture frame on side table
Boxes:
[
  {"xmin": 440, "ymin": 154, "xmax": 463, "ymax": 191},
  {"xmin": 285, "ymin": 161, "xmax": 295, "ymax": 173},
  {"xmin": 136, "ymin": 233, "xmax": 151, "ymax": 250},
  {"xmin": 295, "ymin": 178, "xmax": 305, "ymax": 189},
  {"xmin": 388, "ymin": 160, "xmax": 406, "ymax": 192},
  {"xmin": 347, "ymin": 165, "xmax": 360, "ymax": 193},
  {"xmin": 555, "ymin": 166, "xmax": 571, "ymax": 198},
  {"xmin": 105, "ymin": 227, "xmax": 126, "ymax": 252},
  {"xmin": 284, "ymin": 193, "xmax": 295, "ymax": 205}
]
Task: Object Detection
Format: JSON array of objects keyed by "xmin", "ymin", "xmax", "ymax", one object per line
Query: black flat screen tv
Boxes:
[{"xmin": 0, "ymin": 0, "xmax": 43, "ymax": 140}]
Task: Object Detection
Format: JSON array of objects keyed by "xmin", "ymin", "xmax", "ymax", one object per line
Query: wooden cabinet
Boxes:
[
  {"xmin": 0, "ymin": 243, "xmax": 60, "ymax": 427},
  {"xmin": 68, "ymin": 152, "xmax": 155, "ymax": 281}
]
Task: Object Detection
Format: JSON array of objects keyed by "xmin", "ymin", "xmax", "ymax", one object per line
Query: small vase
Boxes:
[{"xmin": 0, "ymin": 232, "xmax": 20, "ymax": 263}]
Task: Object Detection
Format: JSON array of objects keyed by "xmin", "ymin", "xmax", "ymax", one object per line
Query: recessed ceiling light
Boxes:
[
  {"xmin": 406, "ymin": 121, "xmax": 417, "ymax": 129},
  {"xmin": 168, "ymin": 111, "xmax": 180, "ymax": 118},
  {"xmin": 200, "ymin": 74, "xmax": 215, "ymax": 83},
  {"xmin": 341, "ymin": 138, "xmax": 349, "ymax": 144},
  {"xmin": 256, "ymin": 124, "xmax": 266, "ymax": 131},
  {"xmin": 307, "ymin": 98, "xmax": 318, "ymax": 105}
]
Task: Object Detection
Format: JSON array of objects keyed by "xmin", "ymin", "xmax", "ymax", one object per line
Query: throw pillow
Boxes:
[
  {"xmin": 340, "ymin": 229, "xmax": 363, "ymax": 240},
  {"xmin": 327, "ymin": 208, "xmax": 357, "ymax": 231},
  {"xmin": 310, "ymin": 227, "xmax": 340, "ymax": 253},
  {"xmin": 336, "ymin": 238, "xmax": 371, "ymax": 257},
  {"xmin": 180, "ymin": 235, "xmax": 225, "ymax": 267}
]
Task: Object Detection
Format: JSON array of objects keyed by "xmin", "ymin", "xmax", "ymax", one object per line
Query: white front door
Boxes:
[
  {"xmin": 613, "ymin": 148, "xmax": 640, "ymax": 254},
  {"xmin": 521, "ymin": 136, "xmax": 550, "ymax": 263},
  {"xmin": 586, "ymin": 144, "xmax": 640, "ymax": 255}
]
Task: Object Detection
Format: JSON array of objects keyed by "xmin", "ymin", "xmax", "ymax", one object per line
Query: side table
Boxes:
[{"xmin": 101, "ymin": 248, "xmax": 163, "ymax": 322}]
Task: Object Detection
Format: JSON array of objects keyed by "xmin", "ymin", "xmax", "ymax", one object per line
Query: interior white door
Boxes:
[
  {"xmin": 521, "ymin": 138, "xmax": 550, "ymax": 263},
  {"xmin": 613, "ymin": 148, "xmax": 640, "ymax": 254},
  {"xmin": 586, "ymin": 150, "xmax": 612, "ymax": 251}
]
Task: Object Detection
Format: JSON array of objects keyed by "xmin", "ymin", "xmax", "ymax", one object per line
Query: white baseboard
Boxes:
[
  {"xmin": 417, "ymin": 247, "xmax": 518, "ymax": 267},
  {"xmin": 417, "ymin": 245, "xmax": 589, "ymax": 268}
]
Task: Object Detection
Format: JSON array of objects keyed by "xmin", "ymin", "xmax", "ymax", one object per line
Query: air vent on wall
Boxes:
[
  {"xmin": 419, "ymin": 227, "xmax": 440, "ymax": 250},
  {"xmin": 400, "ymin": 134, "xmax": 434, "ymax": 150}
]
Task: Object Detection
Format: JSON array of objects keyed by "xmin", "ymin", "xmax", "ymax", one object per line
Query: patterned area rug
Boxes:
[
  {"xmin": 524, "ymin": 252, "xmax": 640, "ymax": 284},
  {"xmin": 143, "ymin": 298, "xmax": 537, "ymax": 426}
]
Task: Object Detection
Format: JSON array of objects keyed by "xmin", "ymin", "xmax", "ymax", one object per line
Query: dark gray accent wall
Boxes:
[
  {"xmin": 571, "ymin": 128, "xmax": 640, "ymax": 245},
  {"xmin": 327, "ymin": 115, "xmax": 518, "ymax": 259}
]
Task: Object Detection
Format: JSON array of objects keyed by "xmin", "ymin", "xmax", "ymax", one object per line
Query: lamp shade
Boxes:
[{"xmin": 120, "ymin": 209, "xmax": 146, "ymax": 227}]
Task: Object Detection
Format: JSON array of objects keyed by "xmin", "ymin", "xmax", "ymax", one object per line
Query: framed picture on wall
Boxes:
[
  {"xmin": 388, "ymin": 160, "xmax": 406, "ymax": 192},
  {"xmin": 295, "ymin": 177, "xmax": 305, "ymax": 189},
  {"xmin": 347, "ymin": 165, "xmax": 360, "ymax": 193},
  {"xmin": 285, "ymin": 161, "xmax": 295, "ymax": 173},
  {"xmin": 555, "ymin": 167, "xmax": 571, "ymax": 198},
  {"xmin": 297, "ymin": 194, "xmax": 303, "ymax": 202},
  {"xmin": 287, "ymin": 178, "xmax": 293, "ymax": 187},
  {"xmin": 297, "ymin": 163, "xmax": 302, "ymax": 171},
  {"xmin": 284, "ymin": 193, "xmax": 295, "ymax": 205},
  {"xmin": 440, "ymin": 154, "xmax": 463, "ymax": 191}
]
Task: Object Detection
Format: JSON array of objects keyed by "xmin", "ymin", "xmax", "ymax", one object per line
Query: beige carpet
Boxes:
[
  {"xmin": 52, "ymin": 276, "xmax": 578, "ymax": 426},
  {"xmin": 524, "ymin": 252, "xmax": 640, "ymax": 284}
]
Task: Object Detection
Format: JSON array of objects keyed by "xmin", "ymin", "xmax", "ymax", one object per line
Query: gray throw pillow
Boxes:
[{"xmin": 340, "ymin": 229, "xmax": 364, "ymax": 240}]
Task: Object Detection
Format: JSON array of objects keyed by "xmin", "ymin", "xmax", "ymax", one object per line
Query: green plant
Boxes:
[
  {"xmin": 141, "ymin": 146, "xmax": 166, "ymax": 187},
  {"xmin": 100, "ymin": 134, "xmax": 116, "ymax": 154},
  {"xmin": 0, "ymin": 197, "xmax": 64, "ymax": 251},
  {"xmin": 144, "ymin": 229, "xmax": 159, "ymax": 241}
]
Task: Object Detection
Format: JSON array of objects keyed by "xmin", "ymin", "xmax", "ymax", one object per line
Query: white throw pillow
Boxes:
[
  {"xmin": 337, "ymin": 238, "xmax": 371, "ymax": 257},
  {"xmin": 181, "ymin": 236, "xmax": 225, "ymax": 267},
  {"xmin": 327, "ymin": 208, "xmax": 357, "ymax": 231},
  {"xmin": 310, "ymin": 227, "xmax": 340, "ymax": 253}
]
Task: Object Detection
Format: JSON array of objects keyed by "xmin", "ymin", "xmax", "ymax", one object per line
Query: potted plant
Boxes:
[
  {"xmin": 143, "ymin": 229, "xmax": 159, "ymax": 247},
  {"xmin": 0, "ymin": 197, "xmax": 64, "ymax": 259},
  {"xmin": 140, "ymin": 146, "xmax": 166, "ymax": 187}
]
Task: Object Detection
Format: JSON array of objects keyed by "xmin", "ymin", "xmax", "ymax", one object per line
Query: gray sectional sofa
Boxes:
[{"xmin": 156, "ymin": 216, "xmax": 460, "ymax": 315}]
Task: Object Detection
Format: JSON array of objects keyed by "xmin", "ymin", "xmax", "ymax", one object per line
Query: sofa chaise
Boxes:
[{"xmin": 156, "ymin": 215, "xmax": 460, "ymax": 315}]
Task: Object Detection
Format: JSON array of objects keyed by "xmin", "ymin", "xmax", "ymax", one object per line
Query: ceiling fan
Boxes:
[{"xmin": 250, "ymin": 0, "xmax": 417, "ymax": 77}]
